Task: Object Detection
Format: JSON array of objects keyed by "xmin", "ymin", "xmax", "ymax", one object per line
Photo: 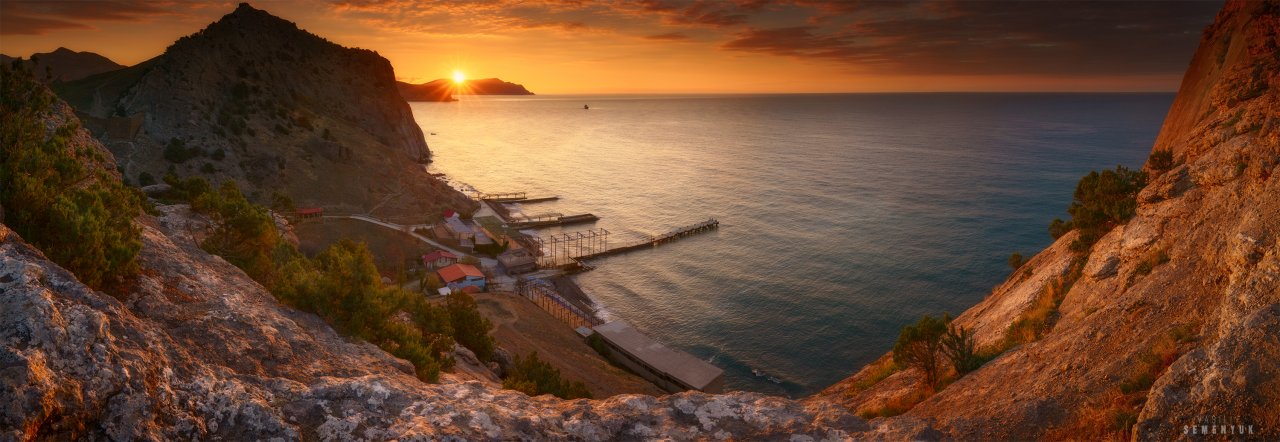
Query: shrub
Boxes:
[
  {"xmin": 211, "ymin": 148, "xmax": 226, "ymax": 161},
  {"xmin": 269, "ymin": 191, "xmax": 295, "ymax": 214},
  {"xmin": 1133, "ymin": 246, "xmax": 1170, "ymax": 277},
  {"xmin": 1007, "ymin": 252, "xmax": 1025, "ymax": 270},
  {"xmin": 1053, "ymin": 166, "xmax": 1147, "ymax": 252},
  {"xmin": 163, "ymin": 137, "xmax": 201, "ymax": 163},
  {"xmin": 200, "ymin": 162, "xmax": 216, "ymax": 174},
  {"xmin": 446, "ymin": 292, "xmax": 496, "ymax": 362},
  {"xmin": 0, "ymin": 64, "xmax": 142, "ymax": 292},
  {"xmin": 1147, "ymin": 149, "xmax": 1175, "ymax": 174},
  {"xmin": 942, "ymin": 321, "xmax": 981, "ymax": 375},
  {"xmin": 137, "ymin": 172, "xmax": 157, "ymax": 187},
  {"xmin": 502, "ymin": 352, "xmax": 592, "ymax": 399},
  {"xmin": 587, "ymin": 333, "xmax": 611, "ymax": 358},
  {"xmin": 893, "ymin": 314, "xmax": 948, "ymax": 389}
]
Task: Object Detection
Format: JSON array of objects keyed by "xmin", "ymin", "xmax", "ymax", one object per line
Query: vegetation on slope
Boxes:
[
  {"xmin": 163, "ymin": 175, "xmax": 496, "ymax": 383},
  {"xmin": 0, "ymin": 63, "xmax": 143, "ymax": 292},
  {"xmin": 1048, "ymin": 165, "xmax": 1147, "ymax": 252},
  {"xmin": 503, "ymin": 352, "xmax": 593, "ymax": 399}
]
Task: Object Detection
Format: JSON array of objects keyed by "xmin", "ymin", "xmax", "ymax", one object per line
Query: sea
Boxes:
[{"xmin": 411, "ymin": 93, "xmax": 1173, "ymax": 397}]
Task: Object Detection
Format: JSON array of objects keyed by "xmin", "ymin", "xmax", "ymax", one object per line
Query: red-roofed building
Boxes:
[
  {"xmin": 437, "ymin": 263, "xmax": 486, "ymax": 292},
  {"xmin": 296, "ymin": 207, "xmax": 323, "ymax": 220},
  {"xmin": 422, "ymin": 250, "xmax": 459, "ymax": 269}
]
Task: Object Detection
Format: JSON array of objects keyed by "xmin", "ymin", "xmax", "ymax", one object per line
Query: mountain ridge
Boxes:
[
  {"xmin": 52, "ymin": 2, "xmax": 473, "ymax": 221},
  {"xmin": 0, "ymin": 47, "xmax": 124, "ymax": 82}
]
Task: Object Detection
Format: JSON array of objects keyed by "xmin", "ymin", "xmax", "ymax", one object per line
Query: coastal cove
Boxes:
[{"xmin": 415, "ymin": 93, "xmax": 1174, "ymax": 396}]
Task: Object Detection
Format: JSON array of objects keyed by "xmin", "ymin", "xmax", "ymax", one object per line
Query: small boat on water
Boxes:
[{"xmin": 583, "ymin": 104, "xmax": 589, "ymax": 110}]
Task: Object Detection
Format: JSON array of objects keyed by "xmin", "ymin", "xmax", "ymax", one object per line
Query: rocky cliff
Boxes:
[
  {"xmin": 5, "ymin": 0, "xmax": 1279, "ymax": 440},
  {"xmin": 812, "ymin": 1, "xmax": 1280, "ymax": 439},
  {"xmin": 53, "ymin": 3, "xmax": 473, "ymax": 221},
  {"xmin": 0, "ymin": 48, "xmax": 124, "ymax": 83}
]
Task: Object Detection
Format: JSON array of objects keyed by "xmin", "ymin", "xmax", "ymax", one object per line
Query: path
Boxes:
[{"xmin": 323, "ymin": 214, "xmax": 470, "ymax": 258}]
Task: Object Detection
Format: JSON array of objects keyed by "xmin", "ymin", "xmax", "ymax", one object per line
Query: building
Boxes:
[
  {"xmin": 497, "ymin": 248, "xmax": 537, "ymax": 274},
  {"xmin": 437, "ymin": 263, "xmax": 486, "ymax": 292},
  {"xmin": 421, "ymin": 250, "xmax": 459, "ymax": 270},
  {"xmin": 295, "ymin": 207, "xmax": 324, "ymax": 221},
  {"xmin": 591, "ymin": 320, "xmax": 724, "ymax": 393}
]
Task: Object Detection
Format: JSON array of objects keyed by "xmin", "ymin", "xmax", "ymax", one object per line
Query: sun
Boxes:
[{"xmin": 452, "ymin": 70, "xmax": 466, "ymax": 84}]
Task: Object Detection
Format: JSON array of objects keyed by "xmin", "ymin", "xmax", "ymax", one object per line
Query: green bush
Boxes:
[
  {"xmin": 163, "ymin": 137, "xmax": 201, "ymax": 163},
  {"xmin": 1050, "ymin": 165, "xmax": 1147, "ymax": 252},
  {"xmin": 0, "ymin": 64, "xmax": 142, "ymax": 292},
  {"xmin": 1147, "ymin": 149, "xmax": 1175, "ymax": 174},
  {"xmin": 1007, "ymin": 252, "xmax": 1025, "ymax": 270},
  {"xmin": 893, "ymin": 314, "xmax": 948, "ymax": 389},
  {"xmin": 942, "ymin": 320, "xmax": 981, "ymax": 375},
  {"xmin": 446, "ymin": 292, "xmax": 496, "ymax": 362},
  {"xmin": 502, "ymin": 351, "xmax": 592, "ymax": 399},
  {"xmin": 137, "ymin": 171, "xmax": 157, "ymax": 187}
]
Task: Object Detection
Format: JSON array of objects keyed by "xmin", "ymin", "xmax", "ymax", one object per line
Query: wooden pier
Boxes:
[
  {"xmin": 478, "ymin": 191, "xmax": 560, "ymax": 204},
  {"xmin": 511, "ymin": 213, "xmax": 600, "ymax": 229},
  {"xmin": 533, "ymin": 219, "xmax": 719, "ymax": 267},
  {"xmin": 577, "ymin": 219, "xmax": 719, "ymax": 261}
]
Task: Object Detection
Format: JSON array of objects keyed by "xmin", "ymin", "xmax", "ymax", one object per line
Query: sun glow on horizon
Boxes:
[{"xmin": 452, "ymin": 70, "xmax": 466, "ymax": 84}]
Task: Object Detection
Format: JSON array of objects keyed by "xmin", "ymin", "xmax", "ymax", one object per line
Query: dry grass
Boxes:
[
  {"xmin": 1048, "ymin": 323, "xmax": 1199, "ymax": 439},
  {"xmin": 858, "ymin": 386, "xmax": 933, "ymax": 419},
  {"xmin": 852, "ymin": 357, "xmax": 901, "ymax": 392},
  {"xmin": 1132, "ymin": 246, "xmax": 1170, "ymax": 277}
]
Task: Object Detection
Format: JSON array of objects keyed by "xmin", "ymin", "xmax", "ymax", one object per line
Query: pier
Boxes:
[
  {"xmin": 478, "ymin": 191, "xmax": 561, "ymax": 204},
  {"xmin": 510, "ymin": 213, "xmax": 600, "ymax": 229},
  {"xmin": 534, "ymin": 219, "xmax": 719, "ymax": 267}
]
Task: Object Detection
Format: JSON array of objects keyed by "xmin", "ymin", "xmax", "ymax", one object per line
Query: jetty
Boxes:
[
  {"xmin": 579, "ymin": 219, "xmax": 718, "ymax": 260},
  {"xmin": 535, "ymin": 219, "xmax": 719, "ymax": 268},
  {"xmin": 479, "ymin": 191, "xmax": 560, "ymax": 204},
  {"xmin": 511, "ymin": 213, "xmax": 600, "ymax": 229}
]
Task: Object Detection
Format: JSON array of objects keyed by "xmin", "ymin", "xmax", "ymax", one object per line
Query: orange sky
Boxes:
[{"xmin": 0, "ymin": 1, "xmax": 1221, "ymax": 94}]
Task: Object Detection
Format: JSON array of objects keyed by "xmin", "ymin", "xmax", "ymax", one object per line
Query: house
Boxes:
[
  {"xmin": 497, "ymin": 248, "xmax": 537, "ymax": 274},
  {"xmin": 437, "ymin": 263, "xmax": 486, "ymax": 292},
  {"xmin": 421, "ymin": 250, "xmax": 459, "ymax": 270},
  {"xmin": 296, "ymin": 207, "xmax": 323, "ymax": 221}
]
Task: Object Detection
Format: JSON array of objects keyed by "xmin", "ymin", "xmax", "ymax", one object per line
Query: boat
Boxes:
[{"xmin": 583, "ymin": 104, "xmax": 589, "ymax": 110}]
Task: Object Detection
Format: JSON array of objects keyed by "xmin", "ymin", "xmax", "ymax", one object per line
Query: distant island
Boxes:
[{"xmin": 397, "ymin": 78, "xmax": 534, "ymax": 102}]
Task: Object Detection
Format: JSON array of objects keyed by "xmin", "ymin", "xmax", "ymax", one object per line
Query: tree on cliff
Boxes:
[{"xmin": 893, "ymin": 314, "xmax": 948, "ymax": 389}]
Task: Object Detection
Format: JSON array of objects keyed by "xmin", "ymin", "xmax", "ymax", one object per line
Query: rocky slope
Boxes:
[
  {"xmin": 398, "ymin": 78, "xmax": 535, "ymax": 102},
  {"xmin": 0, "ymin": 48, "xmax": 124, "ymax": 82},
  {"xmin": 2, "ymin": 67, "xmax": 867, "ymax": 440},
  {"xmin": 812, "ymin": 1, "xmax": 1280, "ymax": 439},
  {"xmin": 53, "ymin": 3, "xmax": 474, "ymax": 221}
]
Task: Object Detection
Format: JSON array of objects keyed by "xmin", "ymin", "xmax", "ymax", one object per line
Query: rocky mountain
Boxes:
[
  {"xmin": 1, "ymin": 75, "xmax": 865, "ymax": 440},
  {"xmin": 811, "ymin": 0, "xmax": 1280, "ymax": 439},
  {"xmin": 397, "ymin": 78, "xmax": 534, "ymax": 102},
  {"xmin": 0, "ymin": 47, "xmax": 124, "ymax": 82},
  {"xmin": 4, "ymin": 0, "xmax": 1278, "ymax": 440},
  {"xmin": 52, "ymin": 3, "xmax": 473, "ymax": 221}
]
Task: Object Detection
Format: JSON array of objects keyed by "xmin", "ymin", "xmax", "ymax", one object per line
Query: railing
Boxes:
[{"xmin": 518, "ymin": 280, "xmax": 602, "ymax": 329}]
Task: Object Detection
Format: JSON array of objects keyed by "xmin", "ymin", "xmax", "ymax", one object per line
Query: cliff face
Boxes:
[
  {"xmin": 813, "ymin": 1, "xmax": 1280, "ymax": 439},
  {"xmin": 54, "ymin": 3, "xmax": 473, "ymax": 220}
]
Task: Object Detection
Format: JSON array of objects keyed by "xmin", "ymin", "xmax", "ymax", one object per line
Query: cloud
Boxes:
[
  {"xmin": 636, "ymin": 0, "xmax": 749, "ymax": 28},
  {"xmin": 720, "ymin": 0, "xmax": 1223, "ymax": 76},
  {"xmin": 644, "ymin": 31, "xmax": 692, "ymax": 41},
  {"xmin": 0, "ymin": 0, "xmax": 174, "ymax": 35}
]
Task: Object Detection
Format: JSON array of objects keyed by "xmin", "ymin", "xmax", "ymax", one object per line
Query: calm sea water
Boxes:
[{"xmin": 412, "ymin": 93, "xmax": 1172, "ymax": 397}]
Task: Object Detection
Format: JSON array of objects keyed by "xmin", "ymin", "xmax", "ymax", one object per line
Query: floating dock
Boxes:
[{"xmin": 479, "ymin": 191, "xmax": 560, "ymax": 204}]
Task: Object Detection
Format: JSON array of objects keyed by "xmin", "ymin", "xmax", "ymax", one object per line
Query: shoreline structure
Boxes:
[{"xmin": 437, "ymin": 174, "xmax": 726, "ymax": 393}]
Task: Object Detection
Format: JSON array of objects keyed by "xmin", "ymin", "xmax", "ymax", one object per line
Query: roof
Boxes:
[
  {"xmin": 592, "ymin": 320, "xmax": 723, "ymax": 391},
  {"xmin": 422, "ymin": 250, "xmax": 458, "ymax": 262},
  {"xmin": 296, "ymin": 207, "xmax": 323, "ymax": 215},
  {"xmin": 443, "ymin": 209, "xmax": 456, "ymax": 218},
  {"xmin": 437, "ymin": 263, "xmax": 484, "ymax": 283}
]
